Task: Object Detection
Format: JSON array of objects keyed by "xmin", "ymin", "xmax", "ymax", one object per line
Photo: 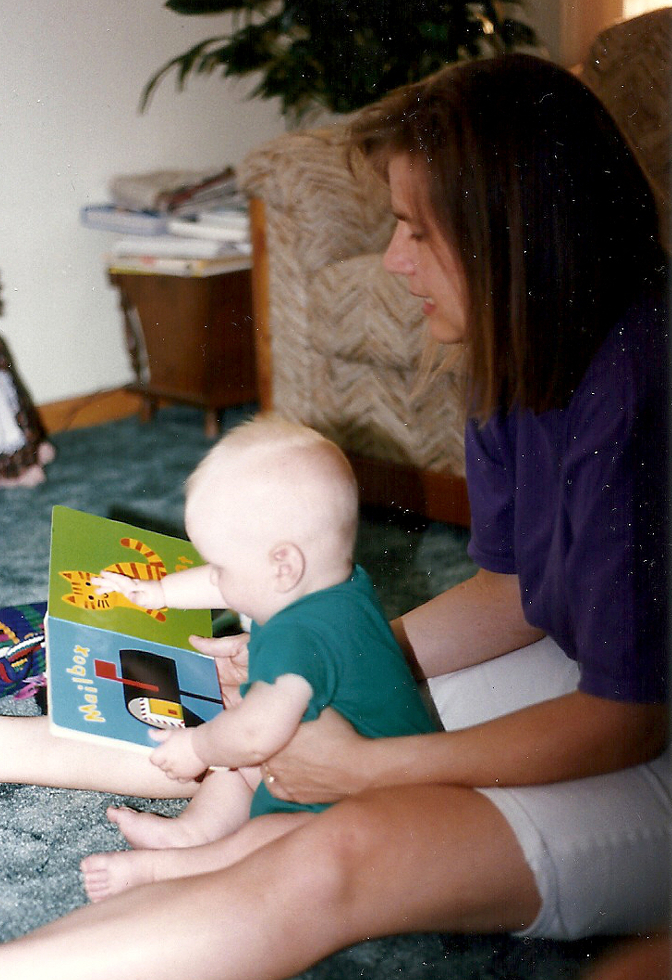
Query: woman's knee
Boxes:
[
  {"xmin": 278, "ymin": 793, "xmax": 394, "ymax": 914},
  {"xmin": 283, "ymin": 786, "xmax": 542, "ymax": 935}
]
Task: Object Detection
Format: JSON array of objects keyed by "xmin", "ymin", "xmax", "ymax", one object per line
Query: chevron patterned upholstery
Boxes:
[{"xmin": 238, "ymin": 9, "xmax": 670, "ymax": 523}]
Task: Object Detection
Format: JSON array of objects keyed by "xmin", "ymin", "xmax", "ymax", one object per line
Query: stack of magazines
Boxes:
[{"xmin": 81, "ymin": 167, "xmax": 253, "ymax": 277}]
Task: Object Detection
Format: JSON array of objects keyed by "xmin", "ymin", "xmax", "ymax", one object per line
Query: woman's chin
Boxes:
[{"xmin": 427, "ymin": 317, "xmax": 466, "ymax": 345}]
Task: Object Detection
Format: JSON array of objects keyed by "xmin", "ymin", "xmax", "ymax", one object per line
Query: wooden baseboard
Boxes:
[{"xmin": 39, "ymin": 388, "xmax": 143, "ymax": 434}]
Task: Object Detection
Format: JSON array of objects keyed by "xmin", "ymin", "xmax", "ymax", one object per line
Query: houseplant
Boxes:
[{"xmin": 142, "ymin": 1, "xmax": 539, "ymax": 119}]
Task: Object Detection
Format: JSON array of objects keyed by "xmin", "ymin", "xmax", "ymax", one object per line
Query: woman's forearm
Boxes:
[
  {"xmin": 392, "ymin": 568, "xmax": 544, "ymax": 680},
  {"xmin": 360, "ymin": 691, "xmax": 668, "ymax": 792}
]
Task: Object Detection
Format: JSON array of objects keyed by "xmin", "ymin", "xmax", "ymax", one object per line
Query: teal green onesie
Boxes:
[{"xmin": 240, "ymin": 564, "xmax": 436, "ymax": 818}]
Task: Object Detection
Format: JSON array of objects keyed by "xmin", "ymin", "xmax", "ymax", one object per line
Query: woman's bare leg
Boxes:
[
  {"xmin": 0, "ymin": 715, "xmax": 196, "ymax": 798},
  {"xmin": 81, "ymin": 810, "xmax": 315, "ymax": 901},
  {"xmin": 0, "ymin": 785, "xmax": 541, "ymax": 980}
]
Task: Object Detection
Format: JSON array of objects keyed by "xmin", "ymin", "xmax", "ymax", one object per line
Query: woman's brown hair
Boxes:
[{"xmin": 349, "ymin": 54, "xmax": 667, "ymax": 419}]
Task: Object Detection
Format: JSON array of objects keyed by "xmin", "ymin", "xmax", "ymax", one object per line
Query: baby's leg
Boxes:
[
  {"xmin": 82, "ymin": 809, "xmax": 314, "ymax": 902},
  {"xmin": 109, "ymin": 767, "xmax": 255, "ymax": 850}
]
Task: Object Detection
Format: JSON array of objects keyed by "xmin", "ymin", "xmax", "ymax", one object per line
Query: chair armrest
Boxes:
[{"xmin": 580, "ymin": 8, "xmax": 671, "ymax": 225}]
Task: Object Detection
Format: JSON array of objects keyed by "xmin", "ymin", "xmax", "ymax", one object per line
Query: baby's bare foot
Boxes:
[
  {"xmin": 81, "ymin": 851, "xmax": 157, "ymax": 903},
  {"xmin": 107, "ymin": 805, "xmax": 203, "ymax": 849}
]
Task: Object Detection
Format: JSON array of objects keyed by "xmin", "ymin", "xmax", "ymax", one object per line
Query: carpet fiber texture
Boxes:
[{"xmin": 0, "ymin": 406, "xmax": 610, "ymax": 976}]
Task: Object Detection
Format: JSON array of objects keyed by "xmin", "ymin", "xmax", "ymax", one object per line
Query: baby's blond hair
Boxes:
[{"xmin": 186, "ymin": 414, "xmax": 359, "ymax": 568}]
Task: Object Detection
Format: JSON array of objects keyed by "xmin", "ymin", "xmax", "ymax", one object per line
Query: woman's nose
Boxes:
[{"xmin": 383, "ymin": 224, "xmax": 415, "ymax": 276}]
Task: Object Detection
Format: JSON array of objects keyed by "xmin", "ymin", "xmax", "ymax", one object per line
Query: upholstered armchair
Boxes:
[
  {"xmin": 238, "ymin": 7, "xmax": 670, "ymax": 528},
  {"xmin": 580, "ymin": 7, "xmax": 671, "ymax": 250},
  {"xmin": 238, "ymin": 124, "xmax": 470, "ymax": 525}
]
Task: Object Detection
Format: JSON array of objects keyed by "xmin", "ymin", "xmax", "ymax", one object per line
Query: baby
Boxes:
[{"xmin": 81, "ymin": 415, "xmax": 434, "ymax": 902}]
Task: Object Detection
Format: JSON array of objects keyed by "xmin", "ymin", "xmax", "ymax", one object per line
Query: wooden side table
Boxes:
[{"xmin": 108, "ymin": 266, "xmax": 257, "ymax": 437}]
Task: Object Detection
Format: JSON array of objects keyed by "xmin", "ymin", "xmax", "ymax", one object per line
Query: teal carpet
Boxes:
[{"xmin": 0, "ymin": 406, "xmax": 609, "ymax": 976}]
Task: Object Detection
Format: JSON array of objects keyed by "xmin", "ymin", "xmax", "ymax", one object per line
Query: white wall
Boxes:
[
  {"xmin": 529, "ymin": 0, "xmax": 562, "ymax": 60},
  {"xmin": 0, "ymin": 0, "xmax": 285, "ymax": 405},
  {"xmin": 537, "ymin": 0, "xmax": 639, "ymax": 66}
]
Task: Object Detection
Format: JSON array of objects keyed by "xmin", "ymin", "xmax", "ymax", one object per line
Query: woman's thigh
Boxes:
[
  {"xmin": 303, "ymin": 783, "xmax": 542, "ymax": 937},
  {"xmin": 427, "ymin": 636, "xmax": 580, "ymax": 730},
  {"xmin": 479, "ymin": 749, "xmax": 671, "ymax": 939},
  {"xmin": 427, "ymin": 638, "xmax": 670, "ymax": 939}
]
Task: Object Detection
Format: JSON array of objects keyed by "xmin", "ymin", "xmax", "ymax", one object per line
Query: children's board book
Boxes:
[{"xmin": 46, "ymin": 506, "xmax": 223, "ymax": 754}]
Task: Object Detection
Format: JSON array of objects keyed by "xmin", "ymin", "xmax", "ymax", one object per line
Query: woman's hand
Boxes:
[
  {"xmin": 261, "ymin": 708, "xmax": 371, "ymax": 804},
  {"xmin": 190, "ymin": 633, "xmax": 249, "ymax": 709}
]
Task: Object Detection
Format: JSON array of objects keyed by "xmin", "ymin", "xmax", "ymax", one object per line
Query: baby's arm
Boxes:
[
  {"xmin": 92, "ymin": 570, "xmax": 166, "ymax": 609},
  {"xmin": 93, "ymin": 564, "xmax": 222, "ymax": 611},
  {"xmin": 150, "ymin": 674, "xmax": 313, "ymax": 778}
]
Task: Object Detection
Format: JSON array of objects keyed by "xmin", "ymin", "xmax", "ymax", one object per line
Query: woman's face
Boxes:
[{"xmin": 383, "ymin": 154, "xmax": 467, "ymax": 344}]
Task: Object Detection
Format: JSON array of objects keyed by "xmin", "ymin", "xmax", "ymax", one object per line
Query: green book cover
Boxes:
[
  {"xmin": 46, "ymin": 506, "xmax": 222, "ymax": 753},
  {"xmin": 48, "ymin": 505, "xmax": 211, "ymax": 645}
]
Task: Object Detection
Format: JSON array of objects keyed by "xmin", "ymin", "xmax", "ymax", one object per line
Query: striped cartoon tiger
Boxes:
[{"xmin": 60, "ymin": 537, "xmax": 173, "ymax": 622}]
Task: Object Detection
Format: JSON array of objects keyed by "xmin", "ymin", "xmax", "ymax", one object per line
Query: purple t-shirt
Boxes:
[{"xmin": 466, "ymin": 290, "xmax": 668, "ymax": 703}]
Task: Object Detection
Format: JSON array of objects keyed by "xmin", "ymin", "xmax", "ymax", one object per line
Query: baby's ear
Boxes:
[{"xmin": 269, "ymin": 542, "xmax": 305, "ymax": 592}]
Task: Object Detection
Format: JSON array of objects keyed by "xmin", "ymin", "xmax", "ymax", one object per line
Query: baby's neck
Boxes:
[
  {"xmin": 265, "ymin": 559, "xmax": 353, "ymax": 623},
  {"xmin": 303, "ymin": 559, "xmax": 353, "ymax": 596}
]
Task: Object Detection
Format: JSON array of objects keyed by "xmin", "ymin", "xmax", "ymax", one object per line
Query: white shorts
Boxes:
[{"xmin": 426, "ymin": 639, "xmax": 671, "ymax": 940}]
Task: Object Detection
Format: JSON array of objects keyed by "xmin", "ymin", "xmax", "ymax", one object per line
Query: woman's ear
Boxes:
[{"xmin": 269, "ymin": 542, "xmax": 305, "ymax": 593}]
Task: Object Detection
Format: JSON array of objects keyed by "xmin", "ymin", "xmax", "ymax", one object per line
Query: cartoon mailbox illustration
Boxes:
[{"xmin": 94, "ymin": 649, "xmax": 221, "ymax": 731}]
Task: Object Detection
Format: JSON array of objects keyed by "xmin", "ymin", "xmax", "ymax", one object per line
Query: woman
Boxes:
[{"xmin": 0, "ymin": 54, "xmax": 668, "ymax": 977}]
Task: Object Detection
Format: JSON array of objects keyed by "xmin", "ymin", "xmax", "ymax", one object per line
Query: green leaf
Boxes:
[
  {"xmin": 140, "ymin": 38, "xmax": 225, "ymax": 109},
  {"xmin": 143, "ymin": 0, "xmax": 541, "ymax": 116}
]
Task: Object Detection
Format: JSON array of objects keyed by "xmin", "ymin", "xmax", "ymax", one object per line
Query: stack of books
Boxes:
[
  {"xmin": 104, "ymin": 207, "xmax": 252, "ymax": 277},
  {"xmin": 81, "ymin": 167, "xmax": 253, "ymax": 278}
]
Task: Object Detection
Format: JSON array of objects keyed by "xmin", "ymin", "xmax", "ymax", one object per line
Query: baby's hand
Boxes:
[
  {"xmin": 92, "ymin": 571, "xmax": 166, "ymax": 610},
  {"xmin": 149, "ymin": 728, "xmax": 207, "ymax": 782}
]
